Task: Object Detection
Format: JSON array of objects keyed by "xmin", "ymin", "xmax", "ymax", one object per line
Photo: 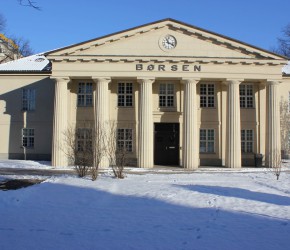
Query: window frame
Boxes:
[
  {"xmin": 159, "ymin": 83, "xmax": 175, "ymax": 108},
  {"xmin": 77, "ymin": 82, "xmax": 93, "ymax": 107},
  {"xmin": 22, "ymin": 128, "xmax": 35, "ymax": 148},
  {"xmin": 200, "ymin": 83, "xmax": 215, "ymax": 108},
  {"xmin": 199, "ymin": 129, "xmax": 215, "ymax": 153},
  {"xmin": 241, "ymin": 129, "xmax": 254, "ymax": 153},
  {"xmin": 76, "ymin": 128, "xmax": 92, "ymax": 152},
  {"xmin": 118, "ymin": 82, "xmax": 133, "ymax": 107},
  {"xmin": 240, "ymin": 84, "xmax": 254, "ymax": 108},
  {"xmin": 117, "ymin": 128, "xmax": 133, "ymax": 152},
  {"xmin": 22, "ymin": 88, "xmax": 36, "ymax": 111}
]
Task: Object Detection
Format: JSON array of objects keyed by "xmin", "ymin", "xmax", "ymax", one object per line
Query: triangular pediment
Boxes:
[{"xmin": 46, "ymin": 19, "xmax": 286, "ymax": 60}]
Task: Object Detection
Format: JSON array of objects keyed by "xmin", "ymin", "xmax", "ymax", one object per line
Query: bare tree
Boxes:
[
  {"xmin": 106, "ymin": 121, "xmax": 132, "ymax": 179},
  {"xmin": 280, "ymin": 99, "xmax": 290, "ymax": 159},
  {"xmin": 0, "ymin": 14, "xmax": 6, "ymax": 32},
  {"xmin": 271, "ymin": 150, "xmax": 282, "ymax": 180},
  {"xmin": 274, "ymin": 23, "xmax": 290, "ymax": 57},
  {"xmin": 91, "ymin": 122, "xmax": 107, "ymax": 180},
  {"xmin": 63, "ymin": 125, "xmax": 94, "ymax": 177},
  {"xmin": 18, "ymin": 0, "xmax": 41, "ymax": 10}
]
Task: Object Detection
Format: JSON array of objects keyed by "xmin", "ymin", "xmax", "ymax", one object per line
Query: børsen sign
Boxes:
[{"xmin": 136, "ymin": 64, "xmax": 201, "ymax": 72}]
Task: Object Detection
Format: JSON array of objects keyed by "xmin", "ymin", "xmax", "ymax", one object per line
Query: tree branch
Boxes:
[{"xmin": 18, "ymin": 0, "xmax": 41, "ymax": 10}]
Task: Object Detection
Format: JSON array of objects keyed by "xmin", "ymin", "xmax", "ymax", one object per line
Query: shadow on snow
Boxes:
[{"xmin": 0, "ymin": 180, "xmax": 289, "ymax": 250}]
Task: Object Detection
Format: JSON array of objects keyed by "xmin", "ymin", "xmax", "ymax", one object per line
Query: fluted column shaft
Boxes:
[
  {"xmin": 138, "ymin": 78, "xmax": 154, "ymax": 168},
  {"xmin": 93, "ymin": 77, "xmax": 111, "ymax": 168},
  {"xmin": 226, "ymin": 80, "xmax": 242, "ymax": 168},
  {"xmin": 182, "ymin": 78, "xmax": 199, "ymax": 169},
  {"xmin": 52, "ymin": 78, "xmax": 69, "ymax": 167},
  {"xmin": 266, "ymin": 81, "xmax": 281, "ymax": 167}
]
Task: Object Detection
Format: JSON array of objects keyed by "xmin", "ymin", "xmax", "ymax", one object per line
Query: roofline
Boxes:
[
  {"xmin": 0, "ymin": 71, "xmax": 51, "ymax": 75},
  {"xmin": 45, "ymin": 18, "xmax": 288, "ymax": 60}
]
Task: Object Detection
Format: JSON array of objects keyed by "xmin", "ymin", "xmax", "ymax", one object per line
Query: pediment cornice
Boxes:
[{"xmin": 46, "ymin": 18, "xmax": 287, "ymax": 61}]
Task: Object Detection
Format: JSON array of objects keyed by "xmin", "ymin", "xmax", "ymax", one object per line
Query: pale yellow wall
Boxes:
[{"xmin": 0, "ymin": 75, "xmax": 54, "ymax": 160}]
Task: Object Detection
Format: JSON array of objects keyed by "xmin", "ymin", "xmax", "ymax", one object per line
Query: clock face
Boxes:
[{"xmin": 162, "ymin": 35, "xmax": 177, "ymax": 50}]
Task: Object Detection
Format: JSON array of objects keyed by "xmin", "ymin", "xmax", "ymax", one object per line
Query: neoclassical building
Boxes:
[{"xmin": 0, "ymin": 19, "xmax": 289, "ymax": 169}]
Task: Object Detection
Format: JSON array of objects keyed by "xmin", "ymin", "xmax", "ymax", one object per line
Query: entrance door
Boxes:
[{"xmin": 154, "ymin": 123, "xmax": 179, "ymax": 165}]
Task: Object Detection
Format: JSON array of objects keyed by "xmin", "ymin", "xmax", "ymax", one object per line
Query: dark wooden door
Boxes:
[{"xmin": 154, "ymin": 123, "xmax": 179, "ymax": 165}]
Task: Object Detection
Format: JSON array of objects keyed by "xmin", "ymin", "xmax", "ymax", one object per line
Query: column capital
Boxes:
[
  {"xmin": 224, "ymin": 79, "xmax": 244, "ymax": 85},
  {"xmin": 51, "ymin": 77, "xmax": 70, "ymax": 84},
  {"xmin": 181, "ymin": 78, "xmax": 200, "ymax": 85},
  {"xmin": 92, "ymin": 77, "xmax": 111, "ymax": 84},
  {"xmin": 137, "ymin": 77, "xmax": 155, "ymax": 85},
  {"xmin": 266, "ymin": 80, "xmax": 281, "ymax": 86}
]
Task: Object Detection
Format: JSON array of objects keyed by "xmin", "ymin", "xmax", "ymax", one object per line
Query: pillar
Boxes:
[
  {"xmin": 266, "ymin": 81, "xmax": 281, "ymax": 167},
  {"xmin": 226, "ymin": 80, "xmax": 242, "ymax": 168},
  {"xmin": 93, "ymin": 77, "xmax": 111, "ymax": 168},
  {"xmin": 182, "ymin": 78, "xmax": 199, "ymax": 169},
  {"xmin": 52, "ymin": 77, "xmax": 69, "ymax": 167},
  {"xmin": 137, "ymin": 78, "xmax": 154, "ymax": 168}
]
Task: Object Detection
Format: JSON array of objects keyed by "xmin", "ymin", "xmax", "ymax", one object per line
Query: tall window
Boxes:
[
  {"xmin": 117, "ymin": 129, "xmax": 133, "ymax": 152},
  {"xmin": 159, "ymin": 83, "xmax": 174, "ymax": 107},
  {"xmin": 241, "ymin": 129, "xmax": 254, "ymax": 153},
  {"xmin": 200, "ymin": 129, "xmax": 215, "ymax": 153},
  {"xmin": 240, "ymin": 84, "xmax": 254, "ymax": 108},
  {"xmin": 118, "ymin": 82, "xmax": 133, "ymax": 107},
  {"xmin": 77, "ymin": 82, "xmax": 93, "ymax": 107},
  {"xmin": 200, "ymin": 84, "xmax": 215, "ymax": 108},
  {"xmin": 77, "ymin": 128, "xmax": 92, "ymax": 152},
  {"xmin": 22, "ymin": 128, "xmax": 34, "ymax": 148},
  {"xmin": 22, "ymin": 89, "xmax": 36, "ymax": 111}
]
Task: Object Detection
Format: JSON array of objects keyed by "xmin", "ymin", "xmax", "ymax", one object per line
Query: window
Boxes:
[
  {"xmin": 22, "ymin": 128, "xmax": 34, "ymax": 148},
  {"xmin": 118, "ymin": 82, "xmax": 133, "ymax": 107},
  {"xmin": 22, "ymin": 89, "xmax": 36, "ymax": 111},
  {"xmin": 77, "ymin": 82, "xmax": 93, "ymax": 107},
  {"xmin": 241, "ymin": 130, "xmax": 254, "ymax": 153},
  {"xmin": 159, "ymin": 83, "xmax": 174, "ymax": 107},
  {"xmin": 200, "ymin": 129, "xmax": 215, "ymax": 153},
  {"xmin": 76, "ymin": 129, "xmax": 92, "ymax": 152},
  {"xmin": 117, "ymin": 129, "xmax": 133, "ymax": 152},
  {"xmin": 200, "ymin": 84, "xmax": 215, "ymax": 108},
  {"xmin": 240, "ymin": 84, "xmax": 254, "ymax": 108}
]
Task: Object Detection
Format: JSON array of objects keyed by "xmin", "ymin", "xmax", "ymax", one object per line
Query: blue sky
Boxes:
[{"xmin": 1, "ymin": 0, "xmax": 290, "ymax": 54}]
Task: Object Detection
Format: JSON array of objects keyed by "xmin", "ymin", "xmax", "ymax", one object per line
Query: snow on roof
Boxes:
[
  {"xmin": 282, "ymin": 61, "xmax": 290, "ymax": 75},
  {"xmin": 0, "ymin": 54, "xmax": 51, "ymax": 72}
]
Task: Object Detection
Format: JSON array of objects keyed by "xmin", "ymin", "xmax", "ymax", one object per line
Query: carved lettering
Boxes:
[
  {"xmin": 158, "ymin": 65, "xmax": 165, "ymax": 71},
  {"xmin": 182, "ymin": 65, "xmax": 189, "ymax": 71},
  {"xmin": 147, "ymin": 64, "xmax": 154, "ymax": 71},
  {"xmin": 171, "ymin": 65, "xmax": 178, "ymax": 71},
  {"xmin": 194, "ymin": 65, "xmax": 201, "ymax": 72},
  {"xmin": 136, "ymin": 64, "xmax": 143, "ymax": 70}
]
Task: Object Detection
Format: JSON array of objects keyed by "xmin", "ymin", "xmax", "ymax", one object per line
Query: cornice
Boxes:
[{"xmin": 47, "ymin": 55, "xmax": 286, "ymax": 66}]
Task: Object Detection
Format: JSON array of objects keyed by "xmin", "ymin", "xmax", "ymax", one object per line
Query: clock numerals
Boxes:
[{"xmin": 161, "ymin": 35, "xmax": 176, "ymax": 50}]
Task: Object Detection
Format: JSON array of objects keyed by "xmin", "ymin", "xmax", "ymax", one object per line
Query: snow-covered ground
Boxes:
[{"xmin": 0, "ymin": 161, "xmax": 290, "ymax": 250}]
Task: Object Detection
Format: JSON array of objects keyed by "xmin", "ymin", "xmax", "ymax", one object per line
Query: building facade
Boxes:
[{"xmin": 0, "ymin": 19, "xmax": 289, "ymax": 168}]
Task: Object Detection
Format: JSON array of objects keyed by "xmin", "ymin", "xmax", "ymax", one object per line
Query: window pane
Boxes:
[{"xmin": 208, "ymin": 142, "xmax": 214, "ymax": 153}]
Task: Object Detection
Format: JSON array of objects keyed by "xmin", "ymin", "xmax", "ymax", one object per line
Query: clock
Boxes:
[{"xmin": 161, "ymin": 35, "xmax": 177, "ymax": 50}]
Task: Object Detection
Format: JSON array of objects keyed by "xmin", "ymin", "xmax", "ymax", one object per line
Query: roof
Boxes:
[
  {"xmin": 282, "ymin": 61, "xmax": 290, "ymax": 76},
  {"xmin": 0, "ymin": 54, "xmax": 51, "ymax": 72}
]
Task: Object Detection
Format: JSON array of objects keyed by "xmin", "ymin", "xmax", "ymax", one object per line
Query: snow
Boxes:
[
  {"xmin": 0, "ymin": 54, "xmax": 50, "ymax": 71},
  {"xmin": 282, "ymin": 61, "xmax": 290, "ymax": 75},
  {"xmin": 0, "ymin": 161, "xmax": 290, "ymax": 250}
]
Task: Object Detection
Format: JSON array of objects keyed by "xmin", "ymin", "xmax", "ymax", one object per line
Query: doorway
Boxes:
[{"xmin": 154, "ymin": 123, "xmax": 179, "ymax": 165}]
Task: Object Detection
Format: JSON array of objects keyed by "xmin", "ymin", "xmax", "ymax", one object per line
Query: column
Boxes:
[
  {"xmin": 266, "ymin": 81, "xmax": 281, "ymax": 167},
  {"xmin": 52, "ymin": 77, "xmax": 69, "ymax": 167},
  {"xmin": 226, "ymin": 80, "xmax": 242, "ymax": 168},
  {"xmin": 182, "ymin": 78, "xmax": 199, "ymax": 169},
  {"xmin": 93, "ymin": 77, "xmax": 111, "ymax": 168},
  {"xmin": 138, "ymin": 78, "xmax": 154, "ymax": 168}
]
